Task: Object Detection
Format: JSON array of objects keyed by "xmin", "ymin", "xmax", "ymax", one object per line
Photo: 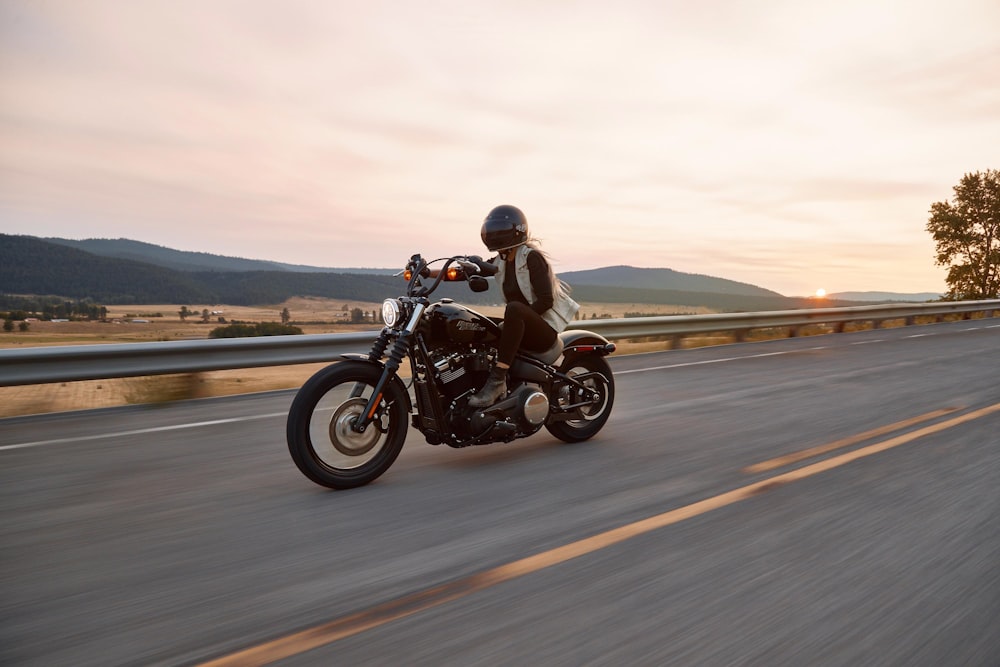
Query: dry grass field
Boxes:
[{"xmin": 1, "ymin": 298, "xmax": 713, "ymax": 418}]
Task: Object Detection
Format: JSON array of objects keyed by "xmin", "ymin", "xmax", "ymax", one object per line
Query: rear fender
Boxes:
[{"xmin": 558, "ymin": 330, "xmax": 616, "ymax": 364}]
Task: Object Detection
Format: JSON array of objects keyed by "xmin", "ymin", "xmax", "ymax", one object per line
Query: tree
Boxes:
[
  {"xmin": 201, "ymin": 308, "xmax": 210, "ymax": 323},
  {"xmin": 280, "ymin": 307, "xmax": 291, "ymax": 325},
  {"xmin": 178, "ymin": 306, "xmax": 191, "ymax": 321},
  {"xmin": 926, "ymin": 169, "xmax": 1000, "ymax": 299},
  {"xmin": 3, "ymin": 318, "xmax": 13, "ymax": 332},
  {"xmin": 349, "ymin": 307, "xmax": 366, "ymax": 323}
]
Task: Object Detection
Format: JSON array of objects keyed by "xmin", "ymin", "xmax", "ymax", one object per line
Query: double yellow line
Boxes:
[
  {"xmin": 743, "ymin": 407, "xmax": 962, "ymax": 473},
  {"xmin": 201, "ymin": 401, "xmax": 1000, "ymax": 667}
]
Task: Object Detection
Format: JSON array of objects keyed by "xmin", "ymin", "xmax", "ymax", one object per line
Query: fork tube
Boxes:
[{"xmin": 353, "ymin": 303, "xmax": 424, "ymax": 432}]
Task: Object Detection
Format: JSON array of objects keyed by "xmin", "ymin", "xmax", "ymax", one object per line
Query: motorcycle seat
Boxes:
[{"xmin": 522, "ymin": 337, "xmax": 563, "ymax": 365}]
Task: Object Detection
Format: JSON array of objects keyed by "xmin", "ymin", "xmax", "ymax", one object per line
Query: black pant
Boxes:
[{"xmin": 497, "ymin": 301, "xmax": 557, "ymax": 365}]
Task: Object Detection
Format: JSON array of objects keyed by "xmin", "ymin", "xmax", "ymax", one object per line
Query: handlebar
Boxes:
[{"xmin": 403, "ymin": 254, "xmax": 497, "ymax": 297}]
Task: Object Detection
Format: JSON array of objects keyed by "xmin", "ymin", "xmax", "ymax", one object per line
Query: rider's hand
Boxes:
[{"xmin": 467, "ymin": 255, "xmax": 497, "ymax": 276}]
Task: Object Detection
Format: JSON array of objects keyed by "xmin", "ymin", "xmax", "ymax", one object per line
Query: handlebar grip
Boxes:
[{"xmin": 469, "ymin": 256, "xmax": 498, "ymax": 276}]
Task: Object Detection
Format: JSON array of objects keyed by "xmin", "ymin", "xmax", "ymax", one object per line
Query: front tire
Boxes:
[
  {"xmin": 286, "ymin": 361, "xmax": 408, "ymax": 489},
  {"xmin": 546, "ymin": 355, "xmax": 614, "ymax": 442}
]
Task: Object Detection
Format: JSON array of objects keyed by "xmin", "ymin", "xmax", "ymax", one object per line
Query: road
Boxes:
[{"xmin": 2, "ymin": 319, "xmax": 999, "ymax": 666}]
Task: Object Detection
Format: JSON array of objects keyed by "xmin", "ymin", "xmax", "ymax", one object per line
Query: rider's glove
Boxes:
[{"xmin": 467, "ymin": 255, "xmax": 498, "ymax": 276}]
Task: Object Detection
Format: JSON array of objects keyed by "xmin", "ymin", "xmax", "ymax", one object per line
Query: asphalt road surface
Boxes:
[{"xmin": 2, "ymin": 318, "xmax": 999, "ymax": 666}]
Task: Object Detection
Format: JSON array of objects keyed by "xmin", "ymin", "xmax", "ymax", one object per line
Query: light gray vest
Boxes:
[{"xmin": 494, "ymin": 245, "xmax": 580, "ymax": 332}]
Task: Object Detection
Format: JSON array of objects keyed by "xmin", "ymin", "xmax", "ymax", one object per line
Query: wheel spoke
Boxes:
[
  {"xmin": 309, "ymin": 383, "xmax": 389, "ymax": 470},
  {"xmin": 287, "ymin": 361, "xmax": 408, "ymax": 489},
  {"xmin": 545, "ymin": 356, "xmax": 615, "ymax": 443}
]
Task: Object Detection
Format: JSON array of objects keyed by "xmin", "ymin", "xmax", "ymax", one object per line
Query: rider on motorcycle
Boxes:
[{"xmin": 469, "ymin": 205, "xmax": 580, "ymax": 407}]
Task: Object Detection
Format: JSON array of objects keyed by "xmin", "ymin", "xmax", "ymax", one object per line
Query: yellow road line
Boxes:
[
  {"xmin": 199, "ymin": 401, "xmax": 1000, "ymax": 667},
  {"xmin": 743, "ymin": 407, "xmax": 961, "ymax": 473}
]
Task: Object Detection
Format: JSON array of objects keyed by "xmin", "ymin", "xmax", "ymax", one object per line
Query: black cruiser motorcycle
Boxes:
[{"xmin": 286, "ymin": 253, "xmax": 616, "ymax": 489}]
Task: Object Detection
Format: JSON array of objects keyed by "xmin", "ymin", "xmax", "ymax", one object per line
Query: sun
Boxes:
[{"xmin": 814, "ymin": 288, "xmax": 827, "ymax": 298}]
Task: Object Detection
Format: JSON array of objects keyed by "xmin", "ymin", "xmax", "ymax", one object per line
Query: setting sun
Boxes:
[{"xmin": 815, "ymin": 288, "xmax": 827, "ymax": 298}]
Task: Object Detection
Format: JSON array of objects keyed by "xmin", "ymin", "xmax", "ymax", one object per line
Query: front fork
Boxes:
[{"xmin": 352, "ymin": 303, "xmax": 425, "ymax": 432}]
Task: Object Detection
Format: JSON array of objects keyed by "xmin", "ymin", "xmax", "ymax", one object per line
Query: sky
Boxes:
[{"xmin": 1, "ymin": 0, "xmax": 998, "ymax": 296}]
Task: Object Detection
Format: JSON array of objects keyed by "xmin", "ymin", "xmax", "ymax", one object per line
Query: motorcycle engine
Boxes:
[
  {"xmin": 426, "ymin": 347, "xmax": 549, "ymax": 444},
  {"xmin": 466, "ymin": 385, "xmax": 549, "ymax": 437},
  {"xmin": 430, "ymin": 349, "xmax": 490, "ymax": 401}
]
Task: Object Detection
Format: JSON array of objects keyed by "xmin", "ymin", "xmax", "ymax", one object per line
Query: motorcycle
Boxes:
[{"xmin": 286, "ymin": 253, "xmax": 616, "ymax": 489}]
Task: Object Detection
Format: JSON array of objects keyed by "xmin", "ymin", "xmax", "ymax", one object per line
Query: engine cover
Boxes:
[
  {"xmin": 430, "ymin": 350, "xmax": 489, "ymax": 401},
  {"xmin": 521, "ymin": 390, "xmax": 549, "ymax": 426},
  {"xmin": 467, "ymin": 385, "xmax": 549, "ymax": 434}
]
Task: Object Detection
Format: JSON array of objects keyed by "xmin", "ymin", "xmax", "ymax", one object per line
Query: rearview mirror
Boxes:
[{"xmin": 469, "ymin": 276, "xmax": 489, "ymax": 293}]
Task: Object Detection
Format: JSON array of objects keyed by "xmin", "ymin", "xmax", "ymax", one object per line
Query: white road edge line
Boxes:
[
  {"xmin": 6, "ymin": 348, "xmax": 831, "ymax": 448},
  {"xmin": 617, "ymin": 346, "xmax": 827, "ymax": 375},
  {"xmin": 1, "ymin": 412, "xmax": 287, "ymax": 452}
]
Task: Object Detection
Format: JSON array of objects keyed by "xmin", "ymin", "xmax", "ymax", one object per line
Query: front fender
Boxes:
[
  {"xmin": 334, "ymin": 355, "xmax": 413, "ymax": 414},
  {"xmin": 340, "ymin": 353, "xmax": 374, "ymax": 362}
]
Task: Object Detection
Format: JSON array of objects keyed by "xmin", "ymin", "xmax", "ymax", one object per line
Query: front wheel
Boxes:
[
  {"xmin": 546, "ymin": 355, "xmax": 615, "ymax": 442},
  {"xmin": 286, "ymin": 361, "xmax": 408, "ymax": 489}
]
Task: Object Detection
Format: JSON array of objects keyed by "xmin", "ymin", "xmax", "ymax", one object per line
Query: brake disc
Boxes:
[{"xmin": 329, "ymin": 397, "xmax": 382, "ymax": 456}]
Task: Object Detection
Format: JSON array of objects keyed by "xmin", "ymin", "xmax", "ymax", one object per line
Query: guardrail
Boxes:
[{"xmin": 1, "ymin": 300, "xmax": 998, "ymax": 387}]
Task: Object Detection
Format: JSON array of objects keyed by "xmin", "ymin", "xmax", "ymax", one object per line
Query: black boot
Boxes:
[{"xmin": 469, "ymin": 366, "xmax": 508, "ymax": 407}]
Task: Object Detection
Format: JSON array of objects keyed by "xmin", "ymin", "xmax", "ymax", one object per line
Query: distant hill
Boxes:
[
  {"xmin": 43, "ymin": 237, "xmax": 292, "ymax": 273},
  {"xmin": 44, "ymin": 237, "xmax": 395, "ymax": 274},
  {"xmin": 38, "ymin": 241, "xmax": 784, "ymax": 299},
  {"xmin": 2, "ymin": 235, "xmax": 215, "ymax": 303},
  {"xmin": 827, "ymin": 291, "xmax": 941, "ymax": 303},
  {"xmin": 0, "ymin": 234, "xmax": 492, "ymax": 305},
  {"xmin": 560, "ymin": 265, "xmax": 781, "ymax": 297},
  {"xmin": 568, "ymin": 284, "xmax": 856, "ymax": 313},
  {"xmin": 3, "ymin": 233, "xmax": 876, "ymax": 311}
]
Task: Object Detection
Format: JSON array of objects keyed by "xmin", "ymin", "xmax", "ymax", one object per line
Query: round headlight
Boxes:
[{"xmin": 382, "ymin": 299, "xmax": 402, "ymax": 328}]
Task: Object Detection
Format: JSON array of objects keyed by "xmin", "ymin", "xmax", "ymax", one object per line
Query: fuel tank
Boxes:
[{"xmin": 419, "ymin": 300, "xmax": 501, "ymax": 347}]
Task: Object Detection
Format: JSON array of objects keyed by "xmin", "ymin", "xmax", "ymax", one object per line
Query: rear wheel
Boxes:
[
  {"xmin": 545, "ymin": 355, "xmax": 614, "ymax": 442},
  {"xmin": 286, "ymin": 361, "xmax": 408, "ymax": 489}
]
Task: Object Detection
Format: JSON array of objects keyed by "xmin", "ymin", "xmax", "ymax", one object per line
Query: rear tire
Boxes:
[
  {"xmin": 545, "ymin": 355, "xmax": 614, "ymax": 442},
  {"xmin": 286, "ymin": 361, "xmax": 408, "ymax": 489}
]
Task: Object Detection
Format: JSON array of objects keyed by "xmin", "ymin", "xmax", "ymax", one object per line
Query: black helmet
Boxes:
[{"xmin": 481, "ymin": 205, "xmax": 528, "ymax": 251}]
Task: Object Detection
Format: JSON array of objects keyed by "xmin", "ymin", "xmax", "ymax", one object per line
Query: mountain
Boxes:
[
  {"xmin": 560, "ymin": 265, "xmax": 781, "ymax": 297},
  {"xmin": 827, "ymin": 291, "xmax": 941, "ymax": 302},
  {"xmin": 566, "ymin": 284, "xmax": 852, "ymax": 313},
  {"xmin": 43, "ymin": 237, "xmax": 293, "ymax": 273},
  {"xmin": 0, "ymin": 234, "xmax": 492, "ymax": 305},
  {"xmin": 2, "ymin": 235, "xmax": 215, "ymax": 303},
  {"xmin": 38, "ymin": 239, "xmax": 784, "ymax": 297},
  {"xmin": 43, "ymin": 237, "xmax": 395, "ymax": 274},
  {"xmin": 2, "ymin": 234, "xmax": 870, "ymax": 311}
]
